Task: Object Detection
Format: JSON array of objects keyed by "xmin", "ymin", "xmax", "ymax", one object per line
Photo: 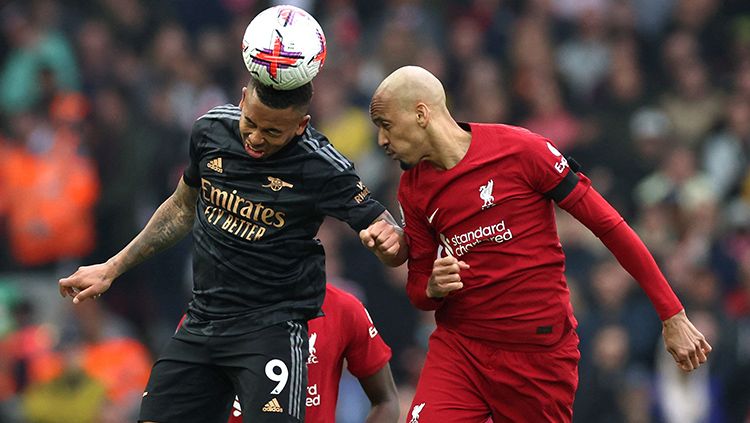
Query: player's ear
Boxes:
[
  {"xmin": 240, "ymin": 87, "xmax": 248, "ymax": 107},
  {"xmin": 416, "ymin": 103, "xmax": 429, "ymax": 128},
  {"xmin": 296, "ymin": 115, "xmax": 311, "ymax": 135}
]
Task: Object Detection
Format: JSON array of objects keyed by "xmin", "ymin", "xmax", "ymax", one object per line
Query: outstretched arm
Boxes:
[
  {"xmin": 560, "ymin": 182, "xmax": 711, "ymax": 372},
  {"xmin": 358, "ymin": 363, "xmax": 400, "ymax": 423},
  {"xmin": 359, "ymin": 210, "xmax": 408, "ymax": 267},
  {"xmin": 59, "ymin": 178, "xmax": 199, "ymax": 303}
]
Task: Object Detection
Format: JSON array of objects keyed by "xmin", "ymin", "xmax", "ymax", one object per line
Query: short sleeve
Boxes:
[
  {"xmin": 182, "ymin": 119, "xmax": 207, "ymax": 187},
  {"xmin": 343, "ymin": 298, "xmax": 392, "ymax": 379},
  {"xmin": 317, "ymin": 171, "xmax": 385, "ymax": 232}
]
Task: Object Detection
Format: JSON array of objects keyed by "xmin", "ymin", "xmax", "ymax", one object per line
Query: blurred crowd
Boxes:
[{"xmin": 0, "ymin": 0, "xmax": 749, "ymax": 421}]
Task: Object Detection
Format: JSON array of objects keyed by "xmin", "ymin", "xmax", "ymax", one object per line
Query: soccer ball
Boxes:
[{"xmin": 242, "ymin": 5, "xmax": 327, "ymax": 90}]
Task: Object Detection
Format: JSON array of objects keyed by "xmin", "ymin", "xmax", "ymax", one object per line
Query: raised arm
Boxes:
[
  {"xmin": 359, "ymin": 210, "xmax": 409, "ymax": 267},
  {"xmin": 358, "ymin": 363, "xmax": 400, "ymax": 423},
  {"xmin": 59, "ymin": 178, "xmax": 199, "ymax": 303}
]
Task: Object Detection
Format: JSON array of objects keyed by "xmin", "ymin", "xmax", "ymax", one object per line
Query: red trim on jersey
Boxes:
[{"xmin": 561, "ymin": 179, "xmax": 683, "ymax": 320}]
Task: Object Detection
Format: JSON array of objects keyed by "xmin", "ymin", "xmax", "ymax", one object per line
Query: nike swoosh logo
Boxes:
[{"xmin": 427, "ymin": 208, "xmax": 439, "ymax": 224}]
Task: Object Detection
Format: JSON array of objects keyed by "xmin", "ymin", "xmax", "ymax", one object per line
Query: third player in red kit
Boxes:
[
  {"xmin": 362, "ymin": 66, "xmax": 712, "ymax": 423},
  {"xmin": 229, "ymin": 284, "xmax": 398, "ymax": 422}
]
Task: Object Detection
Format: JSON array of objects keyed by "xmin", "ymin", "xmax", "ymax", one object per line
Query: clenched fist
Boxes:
[{"xmin": 426, "ymin": 256, "xmax": 469, "ymax": 298}]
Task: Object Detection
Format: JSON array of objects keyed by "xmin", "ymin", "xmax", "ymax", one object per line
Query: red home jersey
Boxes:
[
  {"xmin": 228, "ymin": 284, "xmax": 392, "ymax": 422},
  {"xmin": 304, "ymin": 284, "xmax": 392, "ymax": 421},
  {"xmin": 399, "ymin": 123, "xmax": 587, "ymax": 349}
]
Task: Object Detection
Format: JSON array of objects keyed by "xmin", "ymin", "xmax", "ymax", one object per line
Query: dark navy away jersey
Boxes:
[{"xmin": 181, "ymin": 104, "xmax": 385, "ymax": 336}]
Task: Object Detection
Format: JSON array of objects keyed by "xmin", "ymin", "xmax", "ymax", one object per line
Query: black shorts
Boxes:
[{"xmin": 139, "ymin": 320, "xmax": 308, "ymax": 423}]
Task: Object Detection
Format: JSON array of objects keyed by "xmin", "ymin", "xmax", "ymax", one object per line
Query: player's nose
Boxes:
[
  {"xmin": 247, "ymin": 130, "xmax": 264, "ymax": 146},
  {"xmin": 377, "ymin": 130, "xmax": 388, "ymax": 147}
]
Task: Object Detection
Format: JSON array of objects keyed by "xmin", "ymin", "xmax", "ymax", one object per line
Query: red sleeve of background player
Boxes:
[
  {"xmin": 341, "ymin": 293, "xmax": 392, "ymax": 379},
  {"xmin": 398, "ymin": 175, "xmax": 445, "ymax": 310},
  {"xmin": 556, "ymin": 174, "xmax": 684, "ymax": 321}
]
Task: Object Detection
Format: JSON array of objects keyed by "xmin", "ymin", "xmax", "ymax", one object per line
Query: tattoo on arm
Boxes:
[{"xmin": 110, "ymin": 179, "xmax": 198, "ymax": 275}]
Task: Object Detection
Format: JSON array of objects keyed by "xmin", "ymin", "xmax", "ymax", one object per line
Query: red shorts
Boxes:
[{"xmin": 406, "ymin": 325, "xmax": 580, "ymax": 423}]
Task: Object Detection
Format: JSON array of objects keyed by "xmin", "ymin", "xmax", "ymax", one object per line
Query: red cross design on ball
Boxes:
[{"xmin": 251, "ymin": 34, "xmax": 303, "ymax": 81}]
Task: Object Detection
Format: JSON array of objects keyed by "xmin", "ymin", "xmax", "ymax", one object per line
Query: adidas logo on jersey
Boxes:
[
  {"xmin": 262, "ymin": 398, "xmax": 283, "ymax": 413},
  {"xmin": 207, "ymin": 158, "xmax": 223, "ymax": 173}
]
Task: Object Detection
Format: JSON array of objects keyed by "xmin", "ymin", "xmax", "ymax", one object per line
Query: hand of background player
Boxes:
[
  {"xmin": 359, "ymin": 219, "xmax": 405, "ymax": 266},
  {"xmin": 426, "ymin": 256, "xmax": 469, "ymax": 298},
  {"xmin": 662, "ymin": 309, "xmax": 712, "ymax": 372},
  {"xmin": 58, "ymin": 262, "xmax": 115, "ymax": 304}
]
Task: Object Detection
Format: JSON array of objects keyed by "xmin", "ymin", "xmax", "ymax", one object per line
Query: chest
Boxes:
[
  {"xmin": 422, "ymin": 162, "xmax": 542, "ymax": 231},
  {"xmin": 306, "ymin": 318, "xmax": 345, "ymax": 370}
]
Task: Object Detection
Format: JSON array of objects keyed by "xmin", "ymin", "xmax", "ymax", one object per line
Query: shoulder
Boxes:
[
  {"xmin": 322, "ymin": 285, "xmax": 374, "ymax": 330},
  {"xmin": 193, "ymin": 104, "xmax": 241, "ymax": 131},
  {"xmin": 471, "ymin": 122, "xmax": 544, "ymax": 146},
  {"xmin": 189, "ymin": 104, "xmax": 241, "ymax": 143},
  {"xmin": 323, "ymin": 284, "xmax": 364, "ymax": 312},
  {"xmin": 197, "ymin": 104, "xmax": 242, "ymax": 122},
  {"xmin": 298, "ymin": 126, "xmax": 355, "ymax": 174},
  {"xmin": 472, "ymin": 123, "xmax": 556, "ymax": 165}
]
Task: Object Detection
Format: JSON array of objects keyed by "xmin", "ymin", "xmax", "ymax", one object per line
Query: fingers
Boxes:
[
  {"xmin": 427, "ymin": 277, "xmax": 464, "ymax": 298},
  {"xmin": 60, "ymin": 285, "xmax": 76, "ymax": 298},
  {"xmin": 688, "ymin": 349, "xmax": 700, "ymax": 370},
  {"xmin": 427, "ymin": 256, "xmax": 470, "ymax": 298},
  {"xmin": 359, "ymin": 229, "xmax": 375, "ymax": 248},
  {"xmin": 433, "ymin": 257, "xmax": 469, "ymax": 272},
  {"xmin": 673, "ymin": 352, "xmax": 697, "ymax": 371},
  {"xmin": 695, "ymin": 347, "xmax": 707, "ymax": 364},
  {"xmin": 58, "ymin": 275, "xmax": 77, "ymax": 298},
  {"xmin": 73, "ymin": 287, "xmax": 100, "ymax": 304},
  {"xmin": 361, "ymin": 221, "xmax": 402, "ymax": 260},
  {"xmin": 434, "ymin": 256, "xmax": 459, "ymax": 267},
  {"xmin": 438, "ymin": 281, "xmax": 464, "ymax": 293},
  {"xmin": 360, "ymin": 221, "xmax": 398, "ymax": 250},
  {"xmin": 670, "ymin": 342, "xmax": 710, "ymax": 372},
  {"xmin": 663, "ymin": 313, "xmax": 712, "ymax": 372},
  {"xmin": 58, "ymin": 269, "xmax": 104, "ymax": 303}
]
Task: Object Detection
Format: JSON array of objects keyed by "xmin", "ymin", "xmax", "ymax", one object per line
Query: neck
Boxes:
[{"xmin": 428, "ymin": 120, "xmax": 472, "ymax": 170}]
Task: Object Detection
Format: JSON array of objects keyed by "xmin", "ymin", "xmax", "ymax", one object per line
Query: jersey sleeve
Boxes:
[
  {"xmin": 561, "ymin": 185, "xmax": 683, "ymax": 320},
  {"xmin": 398, "ymin": 176, "xmax": 445, "ymax": 310},
  {"xmin": 518, "ymin": 131, "xmax": 586, "ymax": 205},
  {"xmin": 182, "ymin": 118, "xmax": 208, "ymax": 187},
  {"xmin": 342, "ymin": 296, "xmax": 392, "ymax": 379},
  {"xmin": 316, "ymin": 168, "xmax": 386, "ymax": 232}
]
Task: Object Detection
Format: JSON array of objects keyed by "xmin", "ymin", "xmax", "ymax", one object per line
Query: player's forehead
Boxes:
[
  {"xmin": 369, "ymin": 93, "xmax": 393, "ymax": 122},
  {"xmin": 243, "ymin": 89, "xmax": 299, "ymax": 129}
]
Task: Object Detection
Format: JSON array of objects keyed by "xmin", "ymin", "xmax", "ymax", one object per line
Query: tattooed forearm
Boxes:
[{"xmin": 108, "ymin": 180, "xmax": 198, "ymax": 277}]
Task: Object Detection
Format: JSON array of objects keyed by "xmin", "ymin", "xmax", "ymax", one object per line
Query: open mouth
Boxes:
[{"xmin": 244, "ymin": 143, "xmax": 265, "ymax": 159}]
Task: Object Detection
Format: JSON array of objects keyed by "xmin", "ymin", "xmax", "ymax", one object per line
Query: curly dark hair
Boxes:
[{"xmin": 247, "ymin": 77, "xmax": 313, "ymax": 112}]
